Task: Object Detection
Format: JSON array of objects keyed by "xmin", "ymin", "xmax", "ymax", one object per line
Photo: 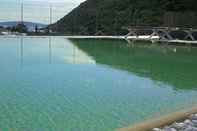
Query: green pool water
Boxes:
[{"xmin": 0, "ymin": 36, "xmax": 197, "ymax": 131}]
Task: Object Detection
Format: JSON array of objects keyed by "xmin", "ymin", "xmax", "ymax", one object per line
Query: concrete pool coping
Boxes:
[
  {"xmin": 117, "ymin": 105, "xmax": 197, "ymax": 131},
  {"xmin": 1, "ymin": 35, "xmax": 197, "ymax": 44}
]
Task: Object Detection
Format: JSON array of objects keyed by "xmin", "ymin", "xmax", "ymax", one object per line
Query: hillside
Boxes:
[{"xmin": 51, "ymin": 0, "xmax": 197, "ymax": 35}]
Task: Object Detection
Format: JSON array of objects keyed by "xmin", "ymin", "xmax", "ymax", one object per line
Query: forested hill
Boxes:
[{"xmin": 50, "ymin": 0, "xmax": 197, "ymax": 35}]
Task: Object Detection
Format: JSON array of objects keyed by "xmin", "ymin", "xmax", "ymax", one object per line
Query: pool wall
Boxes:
[{"xmin": 118, "ymin": 106, "xmax": 197, "ymax": 131}]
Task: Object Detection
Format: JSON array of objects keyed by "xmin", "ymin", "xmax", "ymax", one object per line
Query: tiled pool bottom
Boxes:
[{"xmin": 0, "ymin": 37, "xmax": 197, "ymax": 131}]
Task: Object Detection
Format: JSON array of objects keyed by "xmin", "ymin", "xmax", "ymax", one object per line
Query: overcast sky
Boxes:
[{"xmin": 0, "ymin": 0, "xmax": 86, "ymax": 24}]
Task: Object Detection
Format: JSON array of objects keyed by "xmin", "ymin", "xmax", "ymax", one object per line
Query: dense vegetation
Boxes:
[{"xmin": 51, "ymin": 0, "xmax": 197, "ymax": 35}]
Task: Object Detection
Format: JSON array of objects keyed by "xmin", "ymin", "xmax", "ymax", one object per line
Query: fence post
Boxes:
[
  {"xmin": 49, "ymin": 4, "xmax": 52, "ymax": 34},
  {"xmin": 21, "ymin": 3, "xmax": 24, "ymax": 23}
]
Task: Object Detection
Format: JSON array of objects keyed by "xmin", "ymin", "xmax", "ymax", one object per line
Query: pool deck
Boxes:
[
  {"xmin": 117, "ymin": 106, "xmax": 197, "ymax": 131},
  {"xmin": 64, "ymin": 35, "xmax": 159, "ymax": 40},
  {"xmin": 64, "ymin": 36, "xmax": 197, "ymax": 44},
  {"xmin": 0, "ymin": 35, "xmax": 197, "ymax": 44}
]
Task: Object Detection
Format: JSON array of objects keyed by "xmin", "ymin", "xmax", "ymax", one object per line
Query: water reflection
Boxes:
[
  {"xmin": 16, "ymin": 36, "xmax": 95, "ymax": 66},
  {"xmin": 20, "ymin": 37, "xmax": 24, "ymax": 67},
  {"xmin": 71, "ymin": 39, "xmax": 197, "ymax": 90},
  {"xmin": 49, "ymin": 36, "xmax": 52, "ymax": 64}
]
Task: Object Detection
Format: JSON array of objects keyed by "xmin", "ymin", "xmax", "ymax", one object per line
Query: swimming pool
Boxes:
[{"xmin": 0, "ymin": 36, "xmax": 197, "ymax": 131}]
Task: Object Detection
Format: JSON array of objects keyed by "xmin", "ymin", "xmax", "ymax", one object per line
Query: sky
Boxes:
[{"xmin": 0, "ymin": 0, "xmax": 86, "ymax": 24}]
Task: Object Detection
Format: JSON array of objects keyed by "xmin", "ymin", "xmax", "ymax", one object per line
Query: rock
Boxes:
[
  {"xmin": 152, "ymin": 113, "xmax": 197, "ymax": 131},
  {"xmin": 189, "ymin": 114, "xmax": 197, "ymax": 120},
  {"xmin": 192, "ymin": 120, "xmax": 197, "ymax": 127},
  {"xmin": 163, "ymin": 127, "xmax": 177, "ymax": 131},
  {"xmin": 171, "ymin": 122, "xmax": 187, "ymax": 130},
  {"xmin": 152, "ymin": 128, "xmax": 162, "ymax": 131},
  {"xmin": 184, "ymin": 125, "xmax": 197, "ymax": 131},
  {"xmin": 184, "ymin": 119, "xmax": 195, "ymax": 126},
  {"xmin": 185, "ymin": 119, "xmax": 192, "ymax": 124}
]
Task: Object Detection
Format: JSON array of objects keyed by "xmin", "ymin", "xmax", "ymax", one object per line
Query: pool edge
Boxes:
[{"xmin": 117, "ymin": 105, "xmax": 197, "ymax": 131}]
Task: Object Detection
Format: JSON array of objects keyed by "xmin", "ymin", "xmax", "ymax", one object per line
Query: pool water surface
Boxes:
[{"xmin": 0, "ymin": 37, "xmax": 197, "ymax": 131}]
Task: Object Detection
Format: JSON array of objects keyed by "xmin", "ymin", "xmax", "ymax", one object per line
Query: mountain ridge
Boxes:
[{"xmin": 51, "ymin": 0, "xmax": 197, "ymax": 35}]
